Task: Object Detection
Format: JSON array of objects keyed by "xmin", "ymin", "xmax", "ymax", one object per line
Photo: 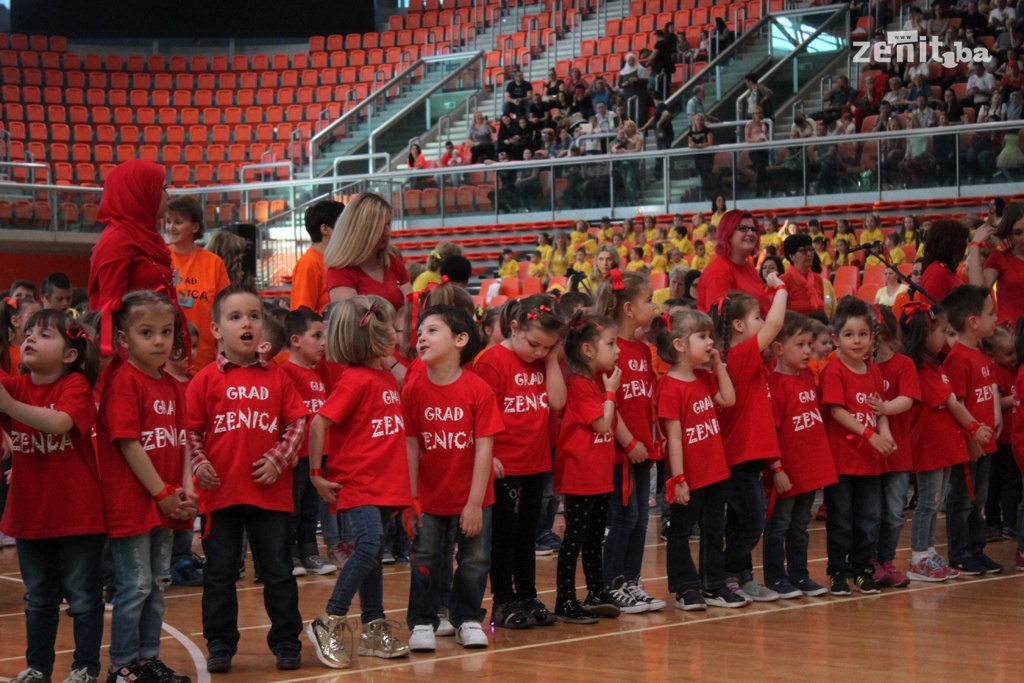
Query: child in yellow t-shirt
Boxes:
[
  {"xmin": 570, "ymin": 247, "xmax": 591, "ymax": 274},
  {"xmin": 612, "ymin": 233, "xmax": 628, "ymax": 258},
  {"xmin": 690, "ymin": 240, "xmax": 710, "ymax": 271},
  {"xmin": 625, "ymin": 247, "xmax": 647, "ymax": 272},
  {"xmin": 498, "ymin": 248, "xmax": 520, "ymax": 279},
  {"xmin": 672, "ymin": 226, "xmax": 695, "ymax": 255},
  {"xmin": 864, "ymin": 241, "xmax": 885, "ymax": 267},
  {"xmin": 885, "ymin": 232, "xmax": 906, "ymax": 266},
  {"xmin": 833, "ymin": 237, "xmax": 855, "ymax": 268},
  {"xmin": 634, "ymin": 232, "xmax": 653, "ymax": 258},
  {"xmin": 704, "ymin": 226, "xmax": 717, "ymax": 256},
  {"xmin": 650, "ymin": 243, "xmax": 669, "ymax": 274},
  {"xmin": 691, "ymin": 211, "xmax": 709, "ymax": 239},
  {"xmin": 860, "ymin": 212, "xmax": 884, "ymax": 245},
  {"xmin": 536, "ymin": 232, "xmax": 554, "ymax": 263},
  {"xmin": 597, "ymin": 216, "xmax": 615, "ymax": 243},
  {"xmin": 813, "ymin": 236, "xmax": 833, "ymax": 270},
  {"xmin": 643, "ymin": 215, "xmax": 659, "ymax": 242},
  {"xmin": 528, "ymin": 251, "xmax": 549, "ymax": 281},
  {"xmin": 570, "ymin": 219, "xmax": 590, "ymax": 247},
  {"xmin": 667, "ymin": 246, "xmax": 683, "ymax": 269}
]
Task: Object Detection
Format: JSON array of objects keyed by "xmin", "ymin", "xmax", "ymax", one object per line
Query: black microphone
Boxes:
[{"xmin": 847, "ymin": 240, "xmax": 883, "ymax": 253}]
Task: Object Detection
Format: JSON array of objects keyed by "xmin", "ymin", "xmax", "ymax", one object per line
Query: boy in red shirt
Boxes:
[
  {"xmin": 404, "ymin": 306, "xmax": 504, "ymax": 651},
  {"xmin": 187, "ymin": 284, "xmax": 309, "ymax": 673},
  {"xmin": 941, "ymin": 285, "xmax": 1002, "ymax": 575},
  {"xmin": 290, "ymin": 200, "xmax": 344, "ymax": 313},
  {"xmin": 281, "ymin": 309, "xmax": 337, "ymax": 577}
]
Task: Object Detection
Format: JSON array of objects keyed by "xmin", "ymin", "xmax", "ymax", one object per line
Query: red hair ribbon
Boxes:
[
  {"xmin": 606, "ymin": 269, "xmax": 625, "ymax": 291},
  {"xmin": 440, "ymin": 275, "xmax": 450, "ymax": 284},
  {"xmin": 359, "ymin": 301, "xmax": 380, "ymax": 328},
  {"xmin": 65, "ymin": 324, "xmax": 92, "ymax": 344},
  {"xmin": 872, "ymin": 304, "xmax": 884, "ymax": 325},
  {"xmin": 903, "ymin": 301, "xmax": 933, "ymax": 324},
  {"xmin": 660, "ymin": 312, "xmax": 672, "ymax": 333},
  {"xmin": 3, "ymin": 296, "xmax": 17, "ymax": 310},
  {"xmin": 99, "ymin": 298, "xmax": 121, "ymax": 357},
  {"xmin": 711, "ymin": 294, "xmax": 728, "ymax": 316},
  {"xmin": 527, "ymin": 304, "xmax": 552, "ymax": 321},
  {"xmin": 538, "ymin": 304, "xmax": 552, "ymax": 314},
  {"xmin": 407, "ymin": 291, "xmax": 423, "ymax": 336}
]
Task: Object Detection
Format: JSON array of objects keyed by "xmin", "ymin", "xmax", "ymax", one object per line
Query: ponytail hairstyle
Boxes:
[
  {"xmin": 899, "ymin": 301, "xmax": 945, "ymax": 368},
  {"xmin": 115, "ymin": 290, "xmax": 185, "ymax": 362},
  {"xmin": 498, "ymin": 293, "xmax": 565, "ymax": 339},
  {"xmin": 872, "ymin": 304, "xmax": 897, "ymax": 359},
  {"xmin": 707, "ymin": 291, "xmax": 758, "ymax": 361},
  {"xmin": 325, "ymin": 295, "xmax": 396, "ymax": 367},
  {"xmin": 563, "ymin": 311, "xmax": 617, "ymax": 376},
  {"xmin": 477, "ymin": 306, "xmax": 501, "ymax": 339},
  {"xmin": 425, "ymin": 241, "xmax": 463, "ymax": 274},
  {"xmin": 594, "ymin": 269, "xmax": 649, "ymax": 323},
  {"xmin": 1, "ymin": 296, "xmax": 18, "ymax": 373},
  {"xmin": 649, "ymin": 307, "xmax": 713, "ymax": 365},
  {"xmin": 23, "ymin": 309, "xmax": 99, "ymax": 386}
]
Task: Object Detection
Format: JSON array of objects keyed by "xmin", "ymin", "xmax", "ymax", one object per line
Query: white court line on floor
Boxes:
[{"xmin": 162, "ymin": 622, "xmax": 211, "ymax": 683}]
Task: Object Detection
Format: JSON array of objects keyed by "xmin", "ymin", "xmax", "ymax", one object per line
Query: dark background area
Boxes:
[{"xmin": 11, "ymin": 0, "xmax": 375, "ymax": 39}]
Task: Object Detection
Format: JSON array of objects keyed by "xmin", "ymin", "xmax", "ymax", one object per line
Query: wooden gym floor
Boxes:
[{"xmin": 1, "ymin": 511, "xmax": 1022, "ymax": 682}]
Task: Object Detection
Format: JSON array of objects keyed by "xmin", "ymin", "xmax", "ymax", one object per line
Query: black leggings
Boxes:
[
  {"xmin": 490, "ymin": 473, "xmax": 544, "ymax": 605},
  {"xmin": 557, "ymin": 494, "xmax": 609, "ymax": 602}
]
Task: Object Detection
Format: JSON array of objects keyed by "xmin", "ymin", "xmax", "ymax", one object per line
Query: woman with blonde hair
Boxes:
[{"xmin": 412, "ymin": 241, "xmax": 464, "ymax": 292}]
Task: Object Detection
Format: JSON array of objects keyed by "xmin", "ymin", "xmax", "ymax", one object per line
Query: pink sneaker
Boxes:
[
  {"xmin": 881, "ymin": 560, "xmax": 910, "ymax": 587},
  {"xmin": 932, "ymin": 554, "xmax": 960, "ymax": 579},
  {"xmin": 871, "ymin": 559, "xmax": 891, "ymax": 586},
  {"xmin": 905, "ymin": 557, "xmax": 948, "ymax": 582}
]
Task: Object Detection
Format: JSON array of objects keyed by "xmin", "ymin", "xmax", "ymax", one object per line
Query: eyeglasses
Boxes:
[
  {"xmin": 794, "ymin": 247, "xmax": 814, "ymax": 255},
  {"xmin": 736, "ymin": 225, "xmax": 758, "ymax": 233}
]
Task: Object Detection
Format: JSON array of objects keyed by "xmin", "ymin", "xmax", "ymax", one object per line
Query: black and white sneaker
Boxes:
[
  {"xmin": 829, "ymin": 574, "xmax": 851, "ymax": 596},
  {"xmin": 796, "ymin": 577, "xmax": 828, "ymax": 597},
  {"xmin": 606, "ymin": 577, "xmax": 649, "ymax": 614},
  {"xmin": 627, "ymin": 577, "xmax": 668, "ymax": 611},
  {"xmin": 674, "ymin": 590, "xmax": 706, "ymax": 611},
  {"xmin": 701, "ymin": 586, "xmax": 747, "ymax": 608},
  {"xmin": 852, "ymin": 572, "xmax": 881, "ymax": 595},
  {"xmin": 974, "ymin": 552, "xmax": 1003, "ymax": 574}
]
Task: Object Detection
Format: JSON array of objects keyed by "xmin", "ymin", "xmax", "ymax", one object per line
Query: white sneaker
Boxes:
[
  {"xmin": 61, "ymin": 669, "xmax": 96, "ymax": 683},
  {"xmin": 12, "ymin": 669, "xmax": 50, "ymax": 683},
  {"xmin": 435, "ymin": 611, "xmax": 455, "ymax": 637},
  {"xmin": 301, "ymin": 555, "xmax": 338, "ymax": 575},
  {"xmin": 0, "ymin": 532, "xmax": 16, "ymax": 547},
  {"xmin": 291, "ymin": 558, "xmax": 307, "ymax": 577},
  {"xmin": 455, "ymin": 621, "xmax": 488, "ymax": 649},
  {"xmin": 408, "ymin": 624, "xmax": 436, "ymax": 652},
  {"xmin": 725, "ymin": 577, "xmax": 752, "ymax": 604},
  {"xmin": 740, "ymin": 579, "xmax": 780, "ymax": 602},
  {"xmin": 628, "ymin": 577, "xmax": 668, "ymax": 611}
]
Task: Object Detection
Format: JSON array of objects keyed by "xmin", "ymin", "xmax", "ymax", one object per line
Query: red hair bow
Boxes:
[
  {"xmin": 3, "ymin": 296, "xmax": 17, "ymax": 310},
  {"xmin": 903, "ymin": 301, "xmax": 934, "ymax": 324},
  {"xmin": 872, "ymin": 304, "xmax": 885, "ymax": 325},
  {"xmin": 65, "ymin": 325, "xmax": 92, "ymax": 343},
  {"xmin": 711, "ymin": 294, "xmax": 728, "ymax": 316},
  {"xmin": 660, "ymin": 312, "xmax": 672, "ymax": 333},
  {"xmin": 606, "ymin": 269, "xmax": 625, "ymax": 291},
  {"xmin": 440, "ymin": 275, "xmax": 450, "ymax": 284},
  {"xmin": 359, "ymin": 301, "xmax": 380, "ymax": 328}
]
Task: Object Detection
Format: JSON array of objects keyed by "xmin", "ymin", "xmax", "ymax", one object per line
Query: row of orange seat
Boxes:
[
  {"xmin": 3, "ymin": 102, "xmax": 344, "ymax": 128},
  {"xmin": 0, "ymin": 34, "xmax": 66, "ymax": 52}
]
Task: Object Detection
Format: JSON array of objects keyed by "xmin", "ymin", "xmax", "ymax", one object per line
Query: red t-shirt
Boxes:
[
  {"xmin": 280, "ymin": 362, "xmax": 328, "ymax": 458},
  {"xmin": 912, "ymin": 363, "xmax": 969, "ymax": 472},
  {"xmin": 473, "ymin": 343, "xmax": 553, "ymax": 476},
  {"xmin": 768, "ymin": 371, "xmax": 837, "ymax": 496},
  {"xmin": 919, "ymin": 262, "xmax": 963, "ymax": 303},
  {"xmin": 655, "ymin": 371, "xmax": 731, "ymax": 491},
  {"xmin": 555, "ymin": 375, "xmax": 616, "ymax": 495},
  {"xmin": 993, "ymin": 363, "xmax": 1015, "ymax": 447},
  {"xmin": 984, "ymin": 249, "xmax": 1024, "ymax": 325},
  {"xmin": 317, "ymin": 365, "xmax": 412, "ymax": 511},
  {"xmin": 875, "ymin": 353, "xmax": 921, "ymax": 473},
  {"xmin": 0, "ymin": 372, "xmax": 106, "ymax": 539},
  {"xmin": 697, "ymin": 256, "xmax": 771, "ymax": 317},
  {"xmin": 1012, "ymin": 365, "xmax": 1024, "ymax": 470},
  {"xmin": 98, "ymin": 363, "xmax": 188, "ymax": 538},
  {"xmin": 821, "ymin": 359, "xmax": 887, "ymax": 476},
  {"xmin": 717, "ymin": 336, "xmax": 781, "ymax": 466},
  {"xmin": 943, "ymin": 343, "xmax": 998, "ymax": 454},
  {"xmin": 187, "ymin": 362, "xmax": 309, "ymax": 514},
  {"xmin": 610, "ymin": 338, "xmax": 656, "ymax": 462},
  {"xmin": 325, "ymin": 254, "xmax": 410, "ymax": 313},
  {"xmin": 402, "ymin": 370, "xmax": 504, "ymax": 514}
]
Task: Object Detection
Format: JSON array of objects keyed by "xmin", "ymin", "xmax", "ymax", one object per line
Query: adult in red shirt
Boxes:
[
  {"xmin": 918, "ymin": 219, "xmax": 969, "ymax": 304},
  {"xmin": 780, "ymin": 234, "xmax": 826, "ymax": 316},
  {"xmin": 968, "ymin": 202, "xmax": 1024, "ymax": 326},
  {"xmin": 697, "ymin": 210, "xmax": 771, "ymax": 316}
]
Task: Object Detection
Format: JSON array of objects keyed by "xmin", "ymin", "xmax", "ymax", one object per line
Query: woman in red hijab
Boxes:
[
  {"xmin": 88, "ymin": 159, "xmax": 185, "ymax": 358},
  {"xmin": 697, "ymin": 209, "xmax": 771, "ymax": 316}
]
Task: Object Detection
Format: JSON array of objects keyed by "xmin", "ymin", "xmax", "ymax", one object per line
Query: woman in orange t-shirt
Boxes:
[{"xmin": 165, "ymin": 196, "xmax": 230, "ymax": 372}]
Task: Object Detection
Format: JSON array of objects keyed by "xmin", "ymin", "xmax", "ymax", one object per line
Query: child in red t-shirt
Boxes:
[
  {"xmin": 281, "ymin": 308, "xmax": 337, "ymax": 578},
  {"xmin": 765, "ymin": 312, "xmax": 838, "ymax": 599},
  {"xmin": 900, "ymin": 302, "xmax": 989, "ymax": 582},
  {"xmin": 306, "ymin": 296, "xmax": 412, "ymax": 669},
  {"xmin": 0, "ymin": 309, "xmax": 106, "ymax": 682},
  {"xmin": 1011, "ymin": 322, "xmax": 1024, "ymax": 570},
  {"xmin": 708, "ymin": 271, "xmax": 788, "ymax": 602},
  {"xmin": 942, "ymin": 285, "xmax": 1002, "ymax": 575},
  {"xmin": 593, "ymin": 270, "xmax": 666, "ymax": 612},
  {"xmin": 403, "ymin": 305, "xmax": 504, "ymax": 652},
  {"xmin": 187, "ymin": 284, "xmax": 309, "ymax": 673},
  {"xmin": 652, "ymin": 308, "xmax": 742, "ymax": 611},
  {"xmin": 867, "ymin": 306, "xmax": 920, "ymax": 588},
  {"xmin": 552, "ymin": 312, "xmax": 624, "ymax": 623},
  {"xmin": 821, "ymin": 297, "xmax": 896, "ymax": 596},
  {"xmin": 982, "ymin": 324, "xmax": 1019, "ymax": 540},
  {"xmin": 99, "ymin": 291, "xmax": 196, "ymax": 683},
  {"xmin": 473, "ymin": 294, "xmax": 566, "ymax": 629}
]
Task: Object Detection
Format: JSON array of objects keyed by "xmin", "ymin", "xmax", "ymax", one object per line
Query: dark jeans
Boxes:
[
  {"xmin": 557, "ymin": 494, "xmax": 609, "ymax": 601},
  {"xmin": 824, "ymin": 474, "xmax": 881, "ymax": 577},
  {"xmin": 407, "ymin": 509, "xmax": 492, "ymax": 629},
  {"xmin": 18, "ymin": 534, "xmax": 106, "ymax": 677},
  {"xmin": 201, "ymin": 505, "xmax": 301, "ymax": 655},
  {"xmin": 326, "ymin": 505, "xmax": 393, "ymax": 621},
  {"xmin": 171, "ymin": 529, "xmax": 194, "ymax": 564},
  {"xmin": 490, "ymin": 472, "xmax": 544, "ymax": 605},
  {"xmin": 877, "ymin": 471, "xmax": 910, "ymax": 563},
  {"xmin": 536, "ymin": 450, "xmax": 559, "ymax": 537},
  {"xmin": 946, "ymin": 454, "xmax": 993, "ymax": 563},
  {"xmin": 666, "ymin": 480, "xmax": 728, "ymax": 594},
  {"xmin": 985, "ymin": 444, "xmax": 1021, "ymax": 532},
  {"xmin": 291, "ymin": 458, "xmax": 322, "ymax": 558},
  {"xmin": 724, "ymin": 459, "xmax": 767, "ymax": 579},
  {"xmin": 603, "ymin": 462, "xmax": 651, "ymax": 584},
  {"xmin": 763, "ymin": 490, "xmax": 816, "ymax": 585}
]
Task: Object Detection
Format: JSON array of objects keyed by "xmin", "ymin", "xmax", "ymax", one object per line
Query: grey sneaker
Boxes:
[
  {"xmin": 306, "ymin": 613, "xmax": 353, "ymax": 669},
  {"xmin": 13, "ymin": 670, "xmax": 51, "ymax": 683},
  {"xmin": 291, "ymin": 557, "xmax": 307, "ymax": 577},
  {"xmin": 740, "ymin": 579, "xmax": 781, "ymax": 602},
  {"xmin": 724, "ymin": 577, "xmax": 752, "ymax": 604},
  {"xmin": 61, "ymin": 670, "xmax": 97, "ymax": 683},
  {"xmin": 358, "ymin": 618, "xmax": 410, "ymax": 659},
  {"xmin": 301, "ymin": 555, "xmax": 337, "ymax": 575}
]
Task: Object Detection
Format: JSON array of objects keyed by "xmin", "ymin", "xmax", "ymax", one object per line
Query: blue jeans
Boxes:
[
  {"xmin": 109, "ymin": 528, "xmax": 173, "ymax": 667},
  {"xmin": 666, "ymin": 480, "xmax": 728, "ymax": 594},
  {"xmin": 407, "ymin": 509, "xmax": 492, "ymax": 629},
  {"xmin": 911, "ymin": 467, "xmax": 950, "ymax": 552},
  {"xmin": 603, "ymin": 461, "xmax": 651, "ymax": 584},
  {"xmin": 824, "ymin": 474, "xmax": 881, "ymax": 577},
  {"xmin": 946, "ymin": 454, "xmax": 993, "ymax": 563},
  {"xmin": 326, "ymin": 505, "xmax": 393, "ymax": 621},
  {"xmin": 762, "ymin": 490, "xmax": 816, "ymax": 585},
  {"xmin": 724, "ymin": 459, "xmax": 767, "ymax": 579},
  {"xmin": 876, "ymin": 471, "xmax": 910, "ymax": 563},
  {"xmin": 17, "ymin": 534, "xmax": 106, "ymax": 677}
]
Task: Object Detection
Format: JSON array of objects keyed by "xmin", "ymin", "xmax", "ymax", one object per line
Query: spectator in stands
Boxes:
[
  {"xmin": 1007, "ymin": 89, "xmax": 1024, "ymax": 118},
  {"xmin": 908, "ymin": 73, "xmax": 932, "ymax": 104},
  {"xmin": 407, "ymin": 144, "xmax": 435, "ymax": 189},
  {"xmin": 413, "ymin": 241, "xmax": 463, "ymax": 292},
  {"xmin": 965, "ymin": 60, "xmax": 997, "ymax": 106},
  {"xmin": 515, "ymin": 149, "xmax": 544, "ymax": 207},
  {"xmin": 647, "ymin": 30, "xmax": 677, "ymax": 98},
  {"xmin": 813, "ymin": 74, "xmax": 854, "ymax": 123},
  {"xmin": 495, "ymin": 114, "xmax": 519, "ymax": 158},
  {"xmin": 780, "ymin": 234, "xmax": 826, "ymax": 316},
  {"xmin": 291, "ymin": 200, "xmax": 344, "ymax": 314},
  {"xmin": 746, "ymin": 106, "xmax": 771, "ymax": 197},
  {"xmin": 880, "ymin": 117, "xmax": 906, "ymax": 189},
  {"xmin": 883, "ymin": 76, "xmax": 909, "ymax": 111},
  {"xmin": 440, "ymin": 141, "xmax": 465, "ymax": 169},
  {"xmin": 875, "ymin": 266, "xmax": 908, "ymax": 307},
  {"xmin": 911, "ymin": 94, "xmax": 938, "ymax": 127},
  {"xmin": 899, "ymin": 113, "xmax": 934, "ymax": 186},
  {"xmin": 960, "ymin": 2, "xmax": 987, "ymax": 34},
  {"xmin": 904, "ymin": 5, "xmax": 927, "ymax": 33},
  {"xmin": 589, "ymin": 101, "xmax": 617, "ymax": 153},
  {"xmin": 466, "ymin": 111, "xmax": 495, "ymax": 163},
  {"xmin": 612, "ymin": 121, "xmax": 644, "ymax": 203},
  {"xmin": 439, "ymin": 255, "xmax": 472, "ymax": 288},
  {"xmin": 588, "ymin": 76, "xmax": 613, "ymax": 110},
  {"xmin": 928, "ymin": 3, "xmax": 951, "ymax": 38},
  {"xmin": 555, "ymin": 90, "xmax": 573, "ymax": 118},
  {"xmin": 807, "ymin": 119, "xmax": 845, "ymax": 193},
  {"xmin": 686, "ymin": 85, "xmax": 715, "ymax": 124},
  {"xmin": 527, "ymin": 91, "xmax": 552, "ymax": 126},
  {"xmin": 687, "ymin": 114, "xmax": 717, "ymax": 198},
  {"xmin": 613, "ymin": 101, "xmax": 633, "ymax": 128},
  {"xmin": 618, "ymin": 54, "xmax": 650, "ymax": 112},
  {"xmin": 990, "ymin": 0, "xmax": 1018, "ymax": 33},
  {"xmin": 942, "ymin": 88, "xmax": 966, "ymax": 122},
  {"xmin": 934, "ymin": 111, "xmax": 958, "ymax": 169},
  {"xmin": 503, "ymin": 70, "xmax": 533, "ymax": 118},
  {"xmin": 979, "ymin": 90, "xmax": 1008, "ymax": 120},
  {"xmin": 1000, "ymin": 62, "xmax": 1024, "ymax": 97},
  {"xmin": 543, "ymin": 68, "xmax": 563, "ymax": 103},
  {"xmin": 641, "ymin": 90, "xmax": 674, "ymax": 179},
  {"xmin": 710, "ymin": 17, "xmax": 734, "ymax": 58},
  {"xmin": 564, "ymin": 66, "xmax": 589, "ymax": 96},
  {"xmin": 760, "ymin": 254, "xmax": 784, "ymax": 280},
  {"xmin": 567, "ymin": 84, "xmax": 595, "ymax": 123},
  {"xmin": 791, "ymin": 112, "xmax": 815, "ymax": 137},
  {"xmin": 996, "ymin": 116, "xmax": 1024, "ymax": 168},
  {"xmin": 743, "ymin": 73, "xmax": 775, "ymax": 120},
  {"xmin": 697, "ymin": 210, "xmax": 771, "ymax": 315},
  {"xmin": 968, "ymin": 201, "xmax": 1024, "ymax": 323},
  {"xmin": 918, "ymin": 218, "xmax": 969, "ymax": 301}
]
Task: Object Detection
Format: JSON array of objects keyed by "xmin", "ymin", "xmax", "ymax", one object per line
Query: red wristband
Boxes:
[
  {"xmin": 964, "ymin": 420, "xmax": 981, "ymax": 437},
  {"xmin": 153, "ymin": 483, "xmax": 177, "ymax": 503},
  {"xmin": 861, "ymin": 426, "xmax": 877, "ymax": 442},
  {"xmin": 309, "ymin": 468, "xmax": 324, "ymax": 478},
  {"xmin": 625, "ymin": 438, "xmax": 639, "ymax": 454},
  {"xmin": 774, "ymin": 283, "xmax": 787, "ymax": 291},
  {"xmin": 665, "ymin": 474, "xmax": 687, "ymax": 504},
  {"xmin": 604, "ymin": 391, "xmax": 617, "ymax": 404},
  {"xmin": 969, "ymin": 241, "xmax": 987, "ymax": 248},
  {"xmin": 770, "ymin": 465, "xmax": 784, "ymax": 475}
]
